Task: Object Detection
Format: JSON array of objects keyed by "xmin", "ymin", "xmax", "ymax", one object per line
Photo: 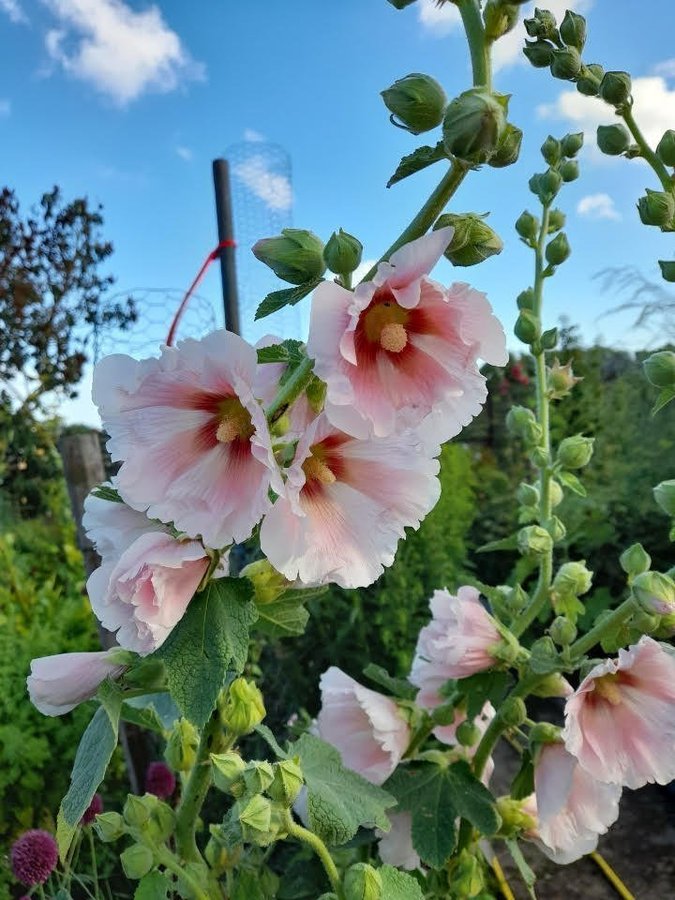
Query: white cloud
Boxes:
[
  {"xmin": 417, "ymin": 0, "xmax": 460, "ymax": 36},
  {"xmin": 41, "ymin": 0, "xmax": 204, "ymax": 105},
  {"xmin": 232, "ymin": 155, "xmax": 293, "ymax": 211},
  {"xmin": 577, "ymin": 193, "xmax": 621, "ymax": 221},
  {"xmin": 538, "ymin": 76, "xmax": 675, "ymax": 153},
  {"xmin": 0, "ymin": 99, "xmax": 10, "ymax": 116},
  {"xmin": 244, "ymin": 128, "xmax": 265, "ymax": 143},
  {"xmin": 0, "ymin": 0, "xmax": 28, "ymax": 23},
  {"xmin": 653, "ymin": 59, "xmax": 675, "ymax": 79},
  {"xmin": 175, "ymin": 145, "xmax": 192, "ymax": 161},
  {"xmin": 352, "ymin": 258, "xmax": 378, "ymax": 284}
]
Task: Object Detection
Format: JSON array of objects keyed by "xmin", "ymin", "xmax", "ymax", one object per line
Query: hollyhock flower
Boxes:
[
  {"xmin": 526, "ymin": 743, "xmax": 621, "ymax": 864},
  {"xmin": 92, "ymin": 329, "xmax": 283, "ymax": 549},
  {"xmin": 260, "ymin": 413, "xmax": 440, "ymax": 588},
  {"xmin": 11, "ymin": 830, "xmax": 58, "ymax": 885},
  {"xmin": 83, "ymin": 488, "xmax": 161, "ymax": 559},
  {"xmin": 306, "ymin": 227, "xmax": 508, "ymax": 441},
  {"xmin": 410, "ymin": 588, "xmax": 502, "ymax": 702},
  {"xmin": 562, "ymin": 635, "xmax": 675, "ymax": 789},
  {"xmin": 376, "ymin": 812, "xmax": 421, "ymax": 871},
  {"xmin": 27, "ymin": 650, "xmax": 125, "ymax": 716},
  {"xmin": 316, "ymin": 667, "xmax": 410, "ymax": 785},
  {"xmin": 145, "ymin": 761, "xmax": 177, "ymax": 799},
  {"xmin": 81, "ymin": 793, "xmax": 104, "ymax": 826}
]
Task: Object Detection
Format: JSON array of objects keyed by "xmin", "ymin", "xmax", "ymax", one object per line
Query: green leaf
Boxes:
[
  {"xmin": 91, "ymin": 483, "xmax": 123, "ymax": 503},
  {"xmin": 134, "ymin": 871, "xmax": 171, "ymax": 900},
  {"xmin": 255, "ymin": 724, "xmax": 289, "ymax": 759},
  {"xmin": 505, "ymin": 838, "xmax": 537, "ymax": 899},
  {"xmin": 510, "ymin": 751, "xmax": 535, "ymax": 800},
  {"xmin": 456, "ymin": 670, "xmax": 512, "ymax": 720},
  {"xmin": 293, "ymin": 733, "xmax": 396, "ymax": 846},
  {"xmin": 476, "ymin": 533, "xmax": 519, "ymax": 553},
  {"xmin": 120, "ymin": 701, "xmax": 165, "ymax": 734},
  {"xmin": 387, "ymin": 142, "xmax": 447, "ymax": 188},
  {"xmin": 557, "ymin": 470, "xmax": 586, "ymax": 497},
  {"xmin": 652, "ymin": 386, "xmax": 675, "ymax": 415},
  {"xmin": 255, "ymin": 594, "xmax": 310, "ymax": 638},
  {"xmin": 57, "ymin": 685, "xmax": 122, "ymax": 859},
  {"xmin": 386, "ymin": 760, "xmax": 500, "ymax": 867},
  {"xmin": 255, "ymin": 279, "xmax": 323, "ymax": 321},
  {"xmin": 155, "ymin": 577, "xmax": 257, "ymax": 727},
  {"xmin": 362, "ymin": 663, "xmax": 417, "ymax": 700},
  {"xmin": 528, "ymin": 636, "xmax": 560, "ymax": 674},
  {"xmin": 379, "ymin": 866, "xmax": 425, "ymax": 900},
  {"xmin": 257, "ymin": 339, "xmax": 305, "ymax": 366},
  {"xmin": 123, "ymin": 692, "xmax": 180, "ymax": 730}
]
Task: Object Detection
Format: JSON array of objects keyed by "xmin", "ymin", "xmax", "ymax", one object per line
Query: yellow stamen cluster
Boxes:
[
  {"xmin": 379, "ymin": 322, "xmax": 408, "ymax": 353},
  {"xmin": 303, "ymin": 455, "xmax": 336, "ymax": 484},
  {"xmin": 593, "ymin": 674, "xmax": 623, "ymax": 706},
  {"xmin": 215, "ymin": 398, "xmax": 254, "ymax": 444},
  {"xmin": 362, "ymin": 299, "xmax": 410, "ymax": 354}
]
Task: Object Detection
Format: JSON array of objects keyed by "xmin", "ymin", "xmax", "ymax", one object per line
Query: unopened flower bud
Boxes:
[
  {"xmin": 557, "ymin": 434, "xmax": 594, "ymax": 469},
  {"xmin": 387, "ymin": 0, "xmax": 418, "ymax": 7},
  {"xmin": 515, "ymin": 210, "xmax": 539, "ymax": 242},
  {"xmin": 656, "ymin": 130, "xmax": 675, "ymax": 167},
  {"xmin": 547, "ymin": 516, "xmax": 567, "ymax": 543},
  {"xmin": 211, "ymin": 751, "xmax": 247, "ymax": 794},
  {"xmin": 488, "ymin": 123, "xmax": 523, "ymax": 168},
  {"xmin": 268, "ymin": 759, "xmax": 304, "ymax": 805},
  {"xmin": 553, "ymin": 561, "xmax": 593, "ymax": 597},
  {"xmin": 238, "ymin": 795, "xmax": 273, "ymax": 841},
  {"xmin": 483, "ymin": 0, "xmax": 519, "ymax": 42},
  {"xmin": 382, "ymin": 73, "xmax": 447, "ymax": 134},
  {"xmin": 506, "ymin": 406, "xmax": 542, "ymax": 446},
  {"xmin": 514, "ymin": 311, "xmax": 539, "ymax": 345},
  {"xmin": 344, "ymin": 863, "xmax": 383, "ymax": 900},
  {"xmin": 450, "ymin": 850, "xmax": 485, "ymax": 897},
  {"xmin": 560, "ymin": 132, "xmax": 584, "ymax": 157},
  {"xmin": 596, "ymin": 123, "xmax": 630, "ymax": 156},
  {"xmin": 547, "ymin": 358, "xmax": 581, "ymax": 399},
  {"xmin": 164, "ymin": 718, "xmax": 199, "ymax": 773},
  {"xmin": 644, "ymin": 351, "xmax": 675, "ymax": 389},
  {"xmin": 540, "ymin": 327, "xmax": 558, "ymax": 351},
  {"xmin": 120, "ymin": 844, "xmax": 153, "ymax": 880},
  {"xmin": 549, "ymin": 480, "xmax": 564, "ymax": 507},
  {"xmin": 497, "ymin": 797, "xmax": 536, "ymax": 836},
  {"xmin": 545, "ymin": 232, "xmax": 571, "ymax": 266},
  {"xmin": 323, "ymin": 229, "xmax": 363, "ymax": 276},
  {"xmin": 93, "ymin": 812, "xmax": 126, "ymax": 843},
  {"xmin": 620, "ymin": 543, "xmax": 651, "ymax": 578},
  {"xmin": 541, "ymin": 135, "xmax": 561, "ymax": 166},
  {"xmin": 500, "ymin": 697, "xmax": 527, "ymax": 727},
  {"xmin": 529, "ymin": 722, "xmax": 562, "ymax": 745},
  {"xmin": 518, "ymin": 526, "xmax": 553, "ymax": 557},
  {"xmin": 632, "ymin": 571, "xmax": 675, "ymax": 616},
  {"xmin": 456, "ymin": 719, "xmax": 482, "ymax": 747},
  {"xmin": 252, "ymin": 229, "xmax": 325, "ymax": 285},
  {"xmin": 599, "ymin": 71, "xmax": 632, "ymax": 106},
  {"xmin": 559, "ymin": 159, "xmax": 579, "ymax": 182},
  {"xmin": 443, "ymin": 88, "xmax": 508, "ymax": 164},
  {"xmin": 223, "ymin": 678, "xmax": 265, "ymax": 736},
  {"xmin": 576, "ymin": 63, "xmax": 604, "ymax": 96},
  {"xmin": 147, "ymin": 801, "xmax": 175, "ymax": 844},
  {"xmin": 541, "ymin": 171, "xmax": 564, "ymax": 204},
  {"xmin": 530, "ymin": 446, "xmax": 549, "ymax": 468},
  {"xmin": 434, "ymin": 213, "xmax": 503, "ymax": 266},
  {"xmin": 530, "ymin": 673, "xmax": 572, "ymax": 698},
  {"xmin": 637, "ymin": 191, "xmax": 675, "ymax": 228},
  {"xmin": 517, "ymin": 288, "xmax": 535, "ymax": 311},
  {"xmin": 549, "ymin": 616, "xmax": 577, "ymax": 646},
  {"xmin": 240, "ymin": 559, "xmax": 291, "ymax": 606},
  {"xmin": 633, "ymin": 609, "xmax": 662, "ymax": 635},
  {"xmin": 559, "ymin": 10, "xmax": 586, "ymax": 51},
  {"xmin": 242, "ymin": 761, "xmax": 275, "ymax": 796},
  {"xmin": 654, "ymin": 480, "xmax": 675, "ymax": 516},
  {"xmin": 660, "ymin": 260, "xmax": 675, "ymax": 283},
  {"xmin": 123, "ymin": 793, "xmax": 155, "ymax": 829},
  {"xmin": 550, "ymin": 47, "xmax": 582, "ymax": 80},
  {"xmin": 524, "ymin": 9, "xmax": 558, "ymax": 41},
  {"xmin": 517, "ymin": 482, "xmax": 539, "ymax": 508},
  {"xmin": 523, "ymin": 39, "xmax": 555, "ymax": 68}
]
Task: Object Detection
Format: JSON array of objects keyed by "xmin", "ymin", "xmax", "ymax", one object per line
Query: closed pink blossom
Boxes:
[
  {"xmin": 92, "ymin": 330, "xmax": 283, "ymax": 549},
  {"xmin": 260, "ymin": 413, "xmax": 440, "ymax": 588},
  {"xmin": 563, "ymin": 636, "xmax": 675, "ymax": 789},
  {"xmin": 410, "ymin": 587, "xmax": 501, "ymax": 699},
  {"xmin": 306, "ymin": 228, "xmax": 507, "ymax": 441},
  {"xmin": 376, "ymin": 812, "xmax": 421, "ymax": 870},
  {"xmin": 526, "ymin": 742, "xmax": 622, "ymax": 864},
  {"xmin": 27, "ymin": 650, "xmax": 125, "ymax": 716},
  {"xmin": 317, "ymin": 667, "xmax": 410, "ymax": 785}
]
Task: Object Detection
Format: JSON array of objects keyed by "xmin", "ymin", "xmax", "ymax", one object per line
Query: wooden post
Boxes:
[{"xmin": 212, "ymin": 158, "xmax": 241, "ymax": 334}]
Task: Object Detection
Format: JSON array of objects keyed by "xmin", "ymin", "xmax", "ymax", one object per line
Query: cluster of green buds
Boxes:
[
  {"xmin": 442, "ymin": 88, "xmax": 521, "ymax": 168},
  {"xmin": 433, "ymin": 212, "xmax": 503, "ymax": 267},
  {"xmin": 220, "ymin": 677, "xmax": 266, "ymax": 737},
  {"xmin": 550, "ymin": 560, "xmax": 593, "ymax": 625},
  {"xmin": 93, "ymin": 793, "xmax": 177, "ymax": 881}
]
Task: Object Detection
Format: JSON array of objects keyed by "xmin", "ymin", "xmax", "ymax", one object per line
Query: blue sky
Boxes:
[{"xmin": 1, "ymin": 0, "xmax": 674, "ymax": 425}]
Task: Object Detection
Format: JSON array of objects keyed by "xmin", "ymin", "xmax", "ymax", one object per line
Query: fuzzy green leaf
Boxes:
[
  {"xmin": 379, "ymin": 866, "xmax": 425, "ymax": 900},
  {"xmin": 362, "ymin": 663, "xmax": 417, "ymax": 700},
  {"xmin": 557, "ymin": 470, "xmax": 586, "ymax": 497},
  {"xmin": 456, "ymin": 670, "xmax": 512, "ymax": 720},
  {"xmin": 387, "ymin": 142, "xmax": 447, "ymax": 188},
  {"xmin": 255, "ymin": 594, "xmax": 310, "ymax": 638},
  {"xmin": 134, "ymin": 871, "xmax": 171, "ymax": 900},
  {"xmin": 255, "ymin": 279, "xmax": 323, "ymax": 321}
]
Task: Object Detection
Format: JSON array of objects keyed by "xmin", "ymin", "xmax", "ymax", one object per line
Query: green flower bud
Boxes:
[
  {"xmin": 252, "ymin": 229, "xmax": 325, "ymax": 285},
  {"xmin": 523, "ymin": 39, "xmax": 555, "ymax": 68},
  {"xmin": 541, "ymin": 135, "xmax": 561, "ymax": 166},
  {"xmin": 530, "ymin": 446, "xmax": 549, "ymax": 468},
  {"xmin": 238, "ymin": 795, "xmax": 272, "ymax": 840},
  {"xmin": 654, "ymin": 480, "xmax": 675, "ymax": 516},
  {"xmin": 514, "ymin": 310, "xmax": 539, "ymax": 345},
  {"xmin": 524, "ymin": 9, "xmax": 558, "ymax": 41},
  {"xmin": 506, "ymin": 406, "xmax": 543, "ymax": 445},
  {"xmin": 433, "ymin": 212, "xmax": 503, "ymax": 266},
  {"xmin": 659, "ymin": 260, "xmax": 675, "ymax": 283},
  {"xmin": 518, "ymin": 526, "xmax": 553, "ymax": 557},
  {"xmin": 94, "ymin": 811, "xmax": 126, "ymax": 843},
  {"xmin": 599, "ymin": 71, "xmax": 632, "ymax": 106},
  {"xmin": 242, "ymin": 761, "xmax": 275, "ymax": 796},
  {"xmin": 561, "ymin": 132, "xmax": 584, "ymax": 157},
  {"xmin": 576, "ymin": 63, "xmax": 604, "ymax": 96},
  {"xmin": 515, "ymin": 210, "xmax": 539, "ymax": 242},
  {"xmin": 240, "ymin": 559, "xmax": 291, "ymax": 606},
  {"xmin": 387, "ymin": 0, "xmax": 417, "ymax": 8},
  {"xmin": 223, "ymin": 678, "xmax": 266, "ymax": 736},
  {"xmin": 164, "ymin": 718, "xmax": 199, "ymax": 773},
  {"xmin": 442, "ymin": 88, "xmax": 508, "ymax": 164},
  {"xmin": 500, "ymin": 697, "xmax": 527, "ymax": 727},
  {"xmin": 538, "ymin": 169, "xmax": 563, "ymax": 203},
  {"xmin": 553, "ymin": 561, "xmax": 593, "ymax": 597},
  {"xmin": 656, "ymin": 129, "xmax": 675, "ymax": 167},
  {"xmin": 633, "ymin": 609, "xmax": 662, "ymax": 635},
  {"xmin": 530, "ymin": 674, "xmax": 571, "ymax": 698},
  {"xmin": 120, "ymin": 844, "xmax": 154, "ymax": 880},
  {"xmin": 547, "ymin": 358, "xmax": 581, "ymax": 399},
  {"xmin": 545, "ymin": 232, "xmax": 570, "ymax": 266},
  {"xmin": 596, "ymin": 123, "xmax": 630, "ymax": 156},
  {"xmin": 344, "ymin": 863, "xmax": 383, "ymax": 900},
  {"xmin": 147, "ymin": 801, "xmax": 175, "ymax": 844},
  {"xmin": 488, "ymin": 122, "xmax": 523, "ymax": 168},
  {"xmin": 497, "ymin": 797, "xmax": 536, "ymax": 836},
  {"xmin": 632, "ymin": 571, "xmax": 675, "ymax": 616},
  {"xmin": 559, "ymin": 159, "xmax": 579, "ymax": 182},
  {"xmin": 547, "ymin": 516, "xmax": 567, "ymax": 543},
  {"xmin": 549, "ymin": 616, "xmax": 577, "ymax": 646},
  {"xmin": 517, "ymin": 288, "xmax": 535, "ymax": 311},
  {"xmin": 456, "ymin": 719, "xmax": 482, "ymax": 747},
  {"xmin": 323, "ymin": 229, "xmax": 363, "ymax": 276},
  {"xmin": 540, "ymin": 327, "xmax": 558, "ymax": 351},
  {"xmin": 550, "ymin": 47, "xmax": 582, "ymax": 80},
  {"xmin": 620, "ymin": 543, "xmax": 651, "ymax": 577},
  {"xmin": 529, "ymin": 722, "xmax": 562, "ymax": 744},
  {"xmin": 637, "ymin": 190, "xmax": 675, "ymax": 228},
  {"xmin": 557, "ymin": 434, "xmax": 594, "ymax": 468},
  {"xmin": 382, "ymin": 73, "xmax": 447, "ymax": 134},
  {"xmin": 450, "ymin": 850, "xmax": 485, "ymax": 897},
  {"xmin": 483, "ymin": 0, "xmax": 519, "ymax": 42},
  {"xmin": 517, "ymin": 482, "xmax": 539, "ymax": 508},
  {"xmin": 123, "ymin": 793, "xmax": 155, "ymax": 828},
  {"xmin": 268, "ymin": 758, "xmax": 304, "ymax": 805},
  {"xmin": 549, "ymin": 479, "xmax": 564, "ymax": 507},
  {"xmin": 212, "ymin": 751, "xmax": 247, "ymax": 793},
  {"xmin": 559, "ymin": 10, "xmax": 586, "ymax": 51}
]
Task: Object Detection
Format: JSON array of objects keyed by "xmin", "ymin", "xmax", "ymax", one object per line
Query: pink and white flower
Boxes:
[
  {"xmin": 92, "ymin": 330, "xmax": 283, "ymax": 549},
  {"xmin": 376, "ymin": 812, "xmax": 421, "ymax": 870},
  {"xmin": 410, "ymin": 587, "xmax": 501, "ymax": 701},
  {"xmin": 259, "ymin": 413, "xmax": 440, "ymax": 588},
  {"xmin": 306, "ymin": 228, "xmax": 507, "ymax": 441},
  {"xmin": 27, "ymin": 650, "xmax": 125, "ymax": 716},
  {"xmin": 526, "ymin": 742, "xmax": 622, "ymax": 864},
  {"xmin": 316, "ymin": 667, "xmax": 410, "ymax": 785},
  {"xmin": 563, "ymin": 636, "xmax": 675, "ymax": 789}
]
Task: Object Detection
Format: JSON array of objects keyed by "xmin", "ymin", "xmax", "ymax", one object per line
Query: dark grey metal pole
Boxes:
[{"xmin": 212, "ymin": 158, "xmax": 241, "ymax": 334}]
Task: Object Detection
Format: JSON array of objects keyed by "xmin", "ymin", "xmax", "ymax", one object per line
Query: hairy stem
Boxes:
[
  {"xmin": 569, "ymin": 597, "xmax": 636, "ymax": 660},
  {"xmin": 265, "ymin": 356, "xmax": 314, "ymax": 424},
  {"xmin": 621, "ymin": 104, "xmax": 674, "ymax": 192},
  {"xmin": 155, "ymin": 845, "xmax": 213, "ymax": 900},
  {"xmin": 281, "ymin": 811, "xmax": 343, "ymax": 898},
  {"xmin": 457, "ymin": 0, "xmax": 491, "ymax": 87}
]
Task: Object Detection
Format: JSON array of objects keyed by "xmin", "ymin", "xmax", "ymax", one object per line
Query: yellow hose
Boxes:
[
  {"xmin": 590, "ymin": 851, "xmax": 635, "ymax": 900},
  {"xmin": 491, "ymin": 855, "xmax": 517, "ymax": 900}
]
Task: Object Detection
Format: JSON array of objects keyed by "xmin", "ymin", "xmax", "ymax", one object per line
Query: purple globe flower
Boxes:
[
  {"xmin": 145, "ymin": 761, "xmax": 176, "ymax": 799},
  {"xmin": 81, "ymin": 792, "xmax": 104, "ymax": 826},
  {"xmin": 11, "ymin": 829, "xmax": 58, "ymax": 886}
]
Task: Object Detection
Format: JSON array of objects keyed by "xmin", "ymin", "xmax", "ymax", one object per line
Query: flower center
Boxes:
[
  {"xmin": 215, "ymin": 397, "xmax": 254, "ymax": 444},
  {"xmin": 593, "ymin": 673, "xmax": 623, "ymax": 706},
  {"xmin": 302, "ymin": 451, "xmax": 337, "ymax": 485},
  {"xmin": 362, "ymin": 299, "xmax": 410, "ymax": 353},
  {"xmin": 379, "ymin": 322, "xmax": 408, "ymax": 352}
]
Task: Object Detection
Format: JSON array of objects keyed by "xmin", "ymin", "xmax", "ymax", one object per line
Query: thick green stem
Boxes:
[
  {"xmin": 569, "ymin": 597, "xmax": 636, "ymax": 660},
  {"xmin": 87, "ymin": 829, "xmax": 101, "ymax": 900},
  {"xmin": 622, "ymin": 104, "xmax": 674, "ymax": 191},
  {"xmin": 155, "ymin": 845, "xmax": 213, "ymax": 900},
  {"xmin": 457, "ymin": 0, "xmax": 491, "ymax": 87},
  {"xmin": 282, "ymin": 810, "xmax": 343, "ymax": 898},
  {"xmin": 265, "ymin": 356, "xmax": 314, "ymax": 424}
]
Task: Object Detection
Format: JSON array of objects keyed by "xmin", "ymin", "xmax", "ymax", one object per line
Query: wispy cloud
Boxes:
[
  {"xmin": 577, "ymin": 193, "xmax": 621, "ymax": 221},
  {"xmin": 0, "ymin": 99, "xmax": 11, "ymax": 117},
  {"xmin": 232, "ymin": 155, "xmax": 293, "ymax": 211},
  {"xmin": 417, "ymin": 0, "xmax": 460, "ymax": 36},
  {"xmin": 41, "ymin": 0, "xmax": 205, "ymax": 106},
  {"xmin": 653, "ymin": 59, "xmax": 675, "ymax": 79},
  {"xmin": 244, "ymin": 128, "xmax": 265, "ymax": 143},
  {"xmin": 175, "ymin": 145, "xmax": 193, "ymax": 162},
  {"xmin": 0, "ymin": 0, "xmax": 28, "ymax": 24}
]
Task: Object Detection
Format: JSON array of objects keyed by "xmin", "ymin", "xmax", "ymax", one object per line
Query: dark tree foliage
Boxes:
[{"xmin": 0, "ymin": 186, "xmax": 136, "ymax": 405}]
